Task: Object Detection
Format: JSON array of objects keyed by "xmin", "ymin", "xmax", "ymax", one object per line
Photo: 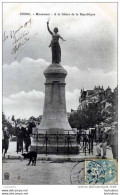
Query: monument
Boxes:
[{"xmin": 30, "ymin": 21, "xmax": 79, "ymax": 154}]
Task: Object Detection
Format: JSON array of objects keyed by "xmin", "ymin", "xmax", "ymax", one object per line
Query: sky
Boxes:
[{"xmin": 3, "ymin": 2, "xmax": 117, "ymax": 119}]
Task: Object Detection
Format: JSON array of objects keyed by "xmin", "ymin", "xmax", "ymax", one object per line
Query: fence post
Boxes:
[
  {"xmin": 46, "ymin": 131, "xmax": 47, "ymax": 156},
  {"xmin": 83, "ymin": 134, "xmax": 85, "ymax": 152},
  {"xmin": 68, "ymin": 131, "xmax": 69, "ymax": 156},
  {"xmin": 57, "ymin": 131, "xmax": 58, "ymax": 155},
  {"xmin": 92, "ymin": 138, "xmax": 93, "ymax": 155},
  {"xmin": 89, "ymin": 132, "xmax": 90, "ymax": 154},
  {"xmin": 77, "ymin": 131, "xmax": 78, "ymax": 144},
  {"xmin": 95, "ymin": 130, "xmax": 97, "ymax": 142},
  {"xmin": 36, "ymin": 131, "xmax": 38, "ymax": 153},
  {"xmin": 85, "ymin": 133, "xmax": 86, "ymax": 156}
]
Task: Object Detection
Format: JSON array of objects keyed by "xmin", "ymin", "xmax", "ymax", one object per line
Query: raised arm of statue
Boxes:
[{"xmin": 47, "ymin": 22, "xmax": 53, "ymax": 35}]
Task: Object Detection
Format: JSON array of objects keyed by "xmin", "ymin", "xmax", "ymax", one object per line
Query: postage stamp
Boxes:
[
  {"xmin": 85, "ymin": 159, "xmax": 117, "ymax": 185},
  {"xmin": 70, "ymin": 159, "xmax": 117, "ymax": 185}
]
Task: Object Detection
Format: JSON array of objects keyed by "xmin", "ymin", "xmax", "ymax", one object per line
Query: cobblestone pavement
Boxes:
[{"xmin": 2, "ymin": 159, "xmax": 83, "ymax": 185}]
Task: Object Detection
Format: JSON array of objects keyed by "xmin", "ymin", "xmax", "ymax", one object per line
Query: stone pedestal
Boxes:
[{"xmin": 30, "ymin": 63, "xmax": 79, "ymax": 154}]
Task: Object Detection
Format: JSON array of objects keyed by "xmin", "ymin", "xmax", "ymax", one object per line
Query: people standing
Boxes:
[
  {"xmin": 16, "ymin": 124, "xmax": 24, "ymax": 153},
  {"xmin": 96, "ymin": 128, "xmax": 108, "ymax": 158},
  {"xmin": 109, "ymin": 126, "xmax": 118, "ymax": 160},
  {"xmin": 24, "ymin": 126, "xmax": 31, "ymax": 153},
  {"xmin": 2, "ymin": 127, "xmax": 10, "ymax": 158}
]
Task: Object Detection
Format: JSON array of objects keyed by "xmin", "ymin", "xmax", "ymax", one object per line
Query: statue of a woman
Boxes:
[{"xmin": 47, "ymin": 21, "xmax": 66, "ymax": 63}]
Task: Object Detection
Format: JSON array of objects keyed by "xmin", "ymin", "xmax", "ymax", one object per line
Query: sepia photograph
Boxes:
[{"xmin": 2, "ymin": 2, "xmax": 118, "ymax": 186}]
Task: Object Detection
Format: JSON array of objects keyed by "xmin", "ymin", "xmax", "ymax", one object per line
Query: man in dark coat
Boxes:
[
  {"xmin": 16, "ymin": 124, "xmax": 24, "ymax": 153},
  {"xmin": 23, "ymin": 126, "xmax": 31, "ymax": 153},
  {"xmin": 2, "ymin": 127, "xmax": 10, "ymax": 157}
]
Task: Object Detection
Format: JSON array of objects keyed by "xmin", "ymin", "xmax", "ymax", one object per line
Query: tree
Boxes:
[
  {"xmin": 69, "ymin": 86, "xmax": 118, "ymax": 130},
  {"xmin": 2, "ymin": 112, "xmax": 6, "ymax": 125},
  {"xmin": 2, "ymin": 112, "xmax": 13, "ymax": 135},
  {"xmin": 69, "ymin": 102, "xmax": 105, "ymax": 130},
  {"xmin": 103, "ymin": 91, "xmax": 118, "ymax": 123},
  {"xmin": 69, "ymin": 111, "xmax": 79, "ymax": 128}
]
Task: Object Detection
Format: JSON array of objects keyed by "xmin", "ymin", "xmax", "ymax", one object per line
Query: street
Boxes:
[
  {"xmin": 2, "ymin": 140, "xmax": 113, "ymax": 185},
  {"xmin": 2, "ymin": 159, "xmax": 82, "ymax": 185}
]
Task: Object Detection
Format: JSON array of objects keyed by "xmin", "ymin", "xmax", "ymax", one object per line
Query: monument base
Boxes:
[
  {"xmin": 30, "ymin": 132, "xmax": 79, "ymax": 154},
  {"xmin": 30, "ymin": 143, "xmax": 79, "ymax": 155},
  {"xmin": 30, "ymin": 63, "xmax": 79, "ymax": 155}
]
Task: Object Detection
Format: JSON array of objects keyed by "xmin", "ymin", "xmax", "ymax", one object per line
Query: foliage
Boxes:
[
  {"xmin": 69, "ymin": 102, "xmax": 104, "ymax": 129},
  {"xmin": 2, "ymin": 112, "xmax": 13, "ymax": 134},
  {"xmin": 69, "ymin": 89, "xmax": 118, "ymax": 129}
]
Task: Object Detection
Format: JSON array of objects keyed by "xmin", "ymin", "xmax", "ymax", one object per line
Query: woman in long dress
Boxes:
[{"xmin": 47, "ymin": 21, "xmax": 66, "ymax": 63}]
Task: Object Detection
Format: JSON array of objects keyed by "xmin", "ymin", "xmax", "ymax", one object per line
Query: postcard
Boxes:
[{"xmin": 2, "ymin": 2, "xmax": 118, "ymax": 194}]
